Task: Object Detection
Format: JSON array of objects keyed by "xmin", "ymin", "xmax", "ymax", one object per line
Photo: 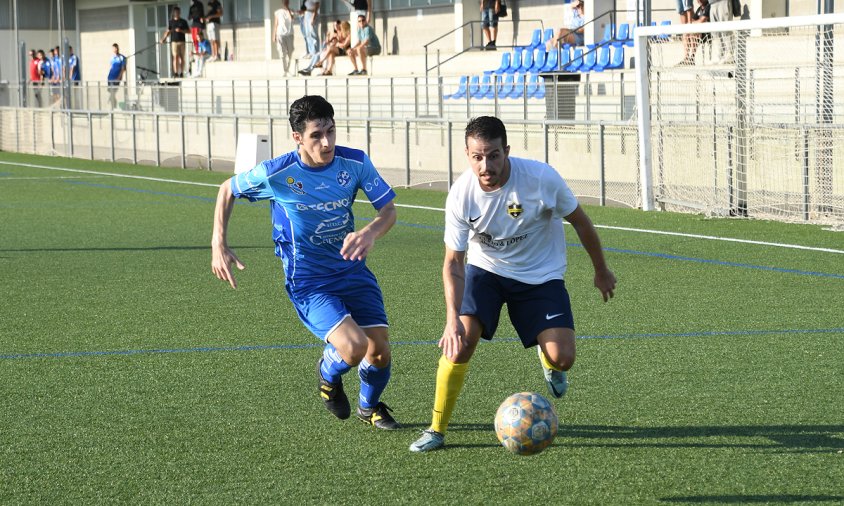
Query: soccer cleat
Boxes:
[
  {"xmin": 538, "ymin": 346, "xmax": 569, "ymax": 398},
  {"xmin": 356, "ymin": 402, "xmax": 400, "ymax": 430},
  {"xmin": 409, "ymin": 429, "xmax": 445, "ymax": 453},
  {"xmin": 317, "ymin": 358, "xmax": 351, "ymax": 419}
]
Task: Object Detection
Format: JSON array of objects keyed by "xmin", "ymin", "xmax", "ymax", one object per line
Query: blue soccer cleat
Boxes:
[
  {"xmin": 538, "ymin": 346, "xmax": 569, "ymax": 398},
  {"xmin": 409, "ymin": 429, "xmax": 445, "ymax": 453}
]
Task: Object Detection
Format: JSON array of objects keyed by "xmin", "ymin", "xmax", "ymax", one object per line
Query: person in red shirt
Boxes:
[{"xmin": 28, "ymin": 50, "xmax": 42, "ymax": 107}]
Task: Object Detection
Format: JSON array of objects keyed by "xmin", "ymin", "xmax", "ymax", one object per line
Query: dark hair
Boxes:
[
  {"xmin": 113, "ymin": 43, "xmax": 119, "ymax": 49},
  {"xmin": 465, "ymin": 116, "xmax": 507, "ymax": 148},
  {"xmin": 288, "ymin": 95, "xmax": 335, "ymax": 134}
]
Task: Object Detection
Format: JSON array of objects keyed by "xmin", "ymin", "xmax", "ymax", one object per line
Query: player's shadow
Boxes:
[
  {"xmin": 659, "ymin": 494, "xmax": 844, "ymax": 504},
  {"xmin": 562, "ymin": 424, "xmax": 844, "ymax": 453}
]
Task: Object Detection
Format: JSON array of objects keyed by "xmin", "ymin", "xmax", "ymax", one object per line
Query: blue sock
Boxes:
[
  {"xmin": 320, "ymin": 343, "xmax": 351, "ymax": 384},
  {"xmin": 358, "ymin": 358, "xmax": 391, "ymax": 409}
]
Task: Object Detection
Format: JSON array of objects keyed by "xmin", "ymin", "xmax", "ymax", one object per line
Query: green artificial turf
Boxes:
[{"xmin": 1, "ymin": 152, "xmax": 842, "ymax": 504}]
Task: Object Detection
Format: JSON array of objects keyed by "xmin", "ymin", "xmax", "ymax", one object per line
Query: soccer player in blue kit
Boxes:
[{"xmin": 211, "ymin": 95, "xmax": 400, "ymax": 429}]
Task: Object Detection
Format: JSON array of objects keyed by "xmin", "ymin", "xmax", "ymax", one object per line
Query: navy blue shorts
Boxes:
[
  {"xmin": 461, "ymin": 264, "xmax": 574, "ymax": 348},
  {"xmin": 285, "ymin": 267, "xmax": 388, "ymax": 341}
]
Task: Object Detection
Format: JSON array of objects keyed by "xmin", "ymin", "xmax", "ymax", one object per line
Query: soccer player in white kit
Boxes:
[{"xmin": 410, "ymin": 116, "xmax": 616, "ymax": 452}]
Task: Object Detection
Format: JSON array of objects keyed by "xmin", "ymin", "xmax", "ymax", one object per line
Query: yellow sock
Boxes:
[
  {"xmin": 539, "ymin": 347, "xmax": 563, "ymax": 371},
  {"xmin": 430, "ymin": 355, "xmax": 469, "ymax": 435}
]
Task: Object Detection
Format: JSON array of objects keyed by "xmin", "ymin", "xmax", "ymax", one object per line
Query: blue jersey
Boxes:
[
  {"xmin": 68, "ymin": 54, "xmax": 80, "ymax": 81},
  {"xmin": 52, "ymin": 56, "xmax": 62, "ymax": 79},
  {"xmin": 40, "ymin": 59, "xmax": 52, "ymax": 79},
  {"xmin": 107, "ymin": 54, "xmax": 126, "ymax": 82},
  {"xmin": 231, "ymin": 146, "xmax": 396, "ymax": 284}
]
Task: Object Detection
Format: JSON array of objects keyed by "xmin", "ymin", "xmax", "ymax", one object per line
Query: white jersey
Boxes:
[{"xmin": 444, "ymin": 156, "xmax": 579, "ymax": 285}]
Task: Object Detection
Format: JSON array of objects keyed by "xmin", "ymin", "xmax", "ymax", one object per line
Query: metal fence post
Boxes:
[
  {"xmin": 110, "ymin": 112, "xmax": 115, "ymax": 162},
  {"xmin": 181, "ymin": 114, "xmax": 186, "ymax": 169},
  {"xmin": 405, "ymin": 118, "xmax": 411, "ymax": 187},
  {"xmin": 447, "ymin": 120, "xmax": 453, "ymax": 189},
  {"xmin": 88, "ymin": 112, "xmax": 94, "ymax": 160},
  {"xmin": 155, "ymin": 112, "xmax": 161, "ymax": 166},
  {"xmin": 207, "ymin": 115, "xmax": 212, "ymax": 170},
  {"xmin": 131, "ymin": 113, "xmax": 137, "ymax": 164},
  {"xmin": 599, "ymin": 122, "xmax": 606, "ymax": 206},
  {"xmin": 365, "ymin": 118, "xmax": 371, "ymax": 159}
]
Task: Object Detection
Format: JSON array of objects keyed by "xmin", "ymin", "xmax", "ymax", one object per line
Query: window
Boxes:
[{"xmin": 231, "ymin": 0, "xmax": 264, "ymax": 23}]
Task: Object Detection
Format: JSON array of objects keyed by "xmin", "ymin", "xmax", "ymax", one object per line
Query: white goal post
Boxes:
[{"xmin": 635, "ymin": 14, "xmax": 844, "ymax": 225}]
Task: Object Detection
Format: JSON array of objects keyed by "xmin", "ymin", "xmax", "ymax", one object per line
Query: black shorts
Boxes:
[{"xmin": 461, "ymin": 264, "xmax": 575, "ymax": 348}]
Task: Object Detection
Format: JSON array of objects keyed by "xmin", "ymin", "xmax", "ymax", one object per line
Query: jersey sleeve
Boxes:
[
  {"xmin": 230, "ymin": 161, "xmax": 274, "ymax": 202},
  {"xmin": 443, "ymin": 184, "xmax": 470, "ymax": 252},
  {"xmin": 359, "ymin": 154, "xmax": 395, "ymax": 210},
  {"xmin": 546, "ymin": 166, "xmax": 579, "ymax": 218}
]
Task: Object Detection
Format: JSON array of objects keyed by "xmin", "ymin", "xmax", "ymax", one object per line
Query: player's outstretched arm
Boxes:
[
  {"xmin": 211, "ymin": 179, "xmax": 246, "ymax": 289},
  {"xmin": 340, "ymin": 201, "xmax": 396, "ymax": 261},
  {"xmin": 439, "ymin": 247, "xmax": 468, "ymax": 361},
  {"xmin": 565, "ymin": 205, "xmax": 616, "ymax": 302}
]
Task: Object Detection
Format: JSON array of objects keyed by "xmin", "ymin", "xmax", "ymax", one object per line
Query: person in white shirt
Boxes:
[
  {"xmin": 410, "ymin": 116, "xmax": 617, "ymax": 453},
  {"xmin": 273, "ymin": 0, "xmax": 296, "ymax": 76}
]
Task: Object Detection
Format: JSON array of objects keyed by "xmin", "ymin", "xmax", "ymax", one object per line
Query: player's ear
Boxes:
[
  {"xmin": 504, "ymin": 145, "xmax": 511, "ymax": 156},
  {"xmin": 292, "ymin": 131, "xmax": 303, "ymax": 144}
]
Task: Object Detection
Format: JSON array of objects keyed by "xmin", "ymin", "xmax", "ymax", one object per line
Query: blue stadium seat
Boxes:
[
  {"xmin": 541, "ymin": 47, "xmax": 560, "ymax": 72},
  {"xmin": 599, "ymin": 24, "xmax": 614, "ymax": 45},
  {"xmin": 499, "ymin": 73, "xmax": 515, "ymax": 97},
  {"xmin": 530, "ymin": 50, "xmax": 547, "ymax": 73},
  {"xmin": 507, "ymin": 49, "xmax": 523, "ymax": 73},
  {"xmin": 472, "ymin": 74, "xmax": 492, "ymax": 99},
  {"xmin": 528, "ymin": 28, "xmax": 543, "ymax": 50},
  {"xmin": 444, "ymin": 76, "xmax": 467, "ymax": 99},
  {"xmin": 606, "ymin": 45, "xmax": 624, "ymax": 70},
  {"xmin": 578, "ymin": 46, "xmax": 597, "ymax": 72},
  {"xmin": 543, "ymin": 27, "xmax": 555, "ymax": 47},
  {"xmin": 592, "ymin": 45, "xmax": 611, "ymax": 72},
  {"xmin": 509, "ymin": 73, "xmax": 527, "ymax": 99},
  {"xmin": 613, "ymin": 23, "xmax": 631, "ymax": 47},
  {"xmin": 626, "ymin": 24, "xmax": 636, "ymax": 47},
  {"xmin": 565, "ymin": 48, "xmax": 583, "ymax": 72},
  {"xmin": 519, "ymin": 49, "xmax": 535, "ymax": 72},
  {"xmin": 492, "ymin": 52, "xmax": 511, "ymax": 74},
  {"xmin": 468, "ymin": 75, "xmax": 480, "ymax": 97},
  {"xmin": 528, "ymin": 73, "xmax": 545, "ymax": 99}
]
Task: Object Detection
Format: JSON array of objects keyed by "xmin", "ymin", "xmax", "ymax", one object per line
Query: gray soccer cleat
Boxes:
[
  {"xmin": 538, "ymin": 346, "xmax": 569, "ymax": 398},
  {"xmin": 409, "ymin": 429, "xmax": 445, "ymax": 453}
]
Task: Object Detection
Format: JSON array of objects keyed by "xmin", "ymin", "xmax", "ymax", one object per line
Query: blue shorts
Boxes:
[
  {"xmin": 285, "ymin": 267, "xmax": 388, "ymax": 341},
  {"xmin": 461, "ymin": 264, "xmax": 575, "ymax": 348},
  {"xmin": 482, "ymin": 8, "xmax": 499, "ymax": 28},
  {"xmin": 676, "ymin": 0, "xmax": 693, "ymax": 13}
]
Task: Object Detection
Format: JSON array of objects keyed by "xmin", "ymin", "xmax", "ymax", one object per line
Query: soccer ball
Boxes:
[{"xmin": 494, "ymin": 392, "xmax": 558, "ymax": 456}]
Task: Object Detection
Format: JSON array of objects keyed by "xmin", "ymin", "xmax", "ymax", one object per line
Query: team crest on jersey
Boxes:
[
  {"xmin": 336, "ymin": 170, "xmax": 351, "ymax": 187},
  {"xmin": 507, "ymin": 203, "xmax": 523, "ymax": 218},
  {"xmin": 286, "ymin": 176, "xmax": 306, "ymax": 195}
]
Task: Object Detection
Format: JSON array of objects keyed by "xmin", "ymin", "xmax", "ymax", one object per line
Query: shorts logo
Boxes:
[
  {"xmin": 286, "ymin": 176, "xmax": 306, "ymax": 195},
  {"xmin": 507, "ymin": 203, "xmax": 523, "ymax": 218},
  {"xmin": 336, "ymin": 170, "xmax": 351, "ymax": 187},
  {"xmin": 545, "ymin": 313, "xmax": 565, "ymax": 320}
]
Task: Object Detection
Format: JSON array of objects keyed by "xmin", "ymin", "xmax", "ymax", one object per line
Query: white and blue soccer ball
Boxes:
[{"xmin": 494, "ymin": 392, "xmax": 558, "ymax": 456}]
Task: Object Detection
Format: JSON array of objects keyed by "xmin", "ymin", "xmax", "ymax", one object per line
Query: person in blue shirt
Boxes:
[
  {"xmin": 211, "ymin": 95, "xmax": 401, "ymax": 430},
  {"xmin": 68, "ymin": 46, "xmax": 81, "ymax": 82},
  {"xmin": 107, "ymin": 43, "xmax": 126, "ymax": 109}
]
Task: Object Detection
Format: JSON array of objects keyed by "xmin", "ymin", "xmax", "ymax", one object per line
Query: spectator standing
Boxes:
[
  {"xmin": 29, "ymin": 50, "xmax": 42, "ymax": 107},
  {"xmin": 347, "ymin": 15, "xmax": 379, "ymax": 75},
  {"xmin": 161, "ymin": 6, "xmax": 190, "ymax": 77},
  {"xmin": 193, "ymin": 33, "xmax": 212, "ymax": 77},
  {"xmin": 708, "ymin": 0, "xmax": 734, "ymax": 64},
  {"xmin": 677, "ymin": 0, "xmax": 695, "ymax": 66},
  {"xmin": 274, "ymin": 0, "xmax": 296, "ymax": 76},
  {"xmin": 188, "ymin": 0, "xmax": 206, "ymax": 55},
  {"xmin": 39, "ymin": 50, "xmax": 54, "ymax": 105},
  {"xmin": 480, "ymin": 0, "xmax": 500, "ymax": 50},
  {"xmin": 547, "ymin": 0, "xmax": 585, "ymax": 50},
  {"xmin": 680, "ymin": 0, "xmax": 710, "ymax": 65},
  {"xmin": 107, "ymin": 43, "xmax": 127, "ymax": 109},
  {"xmin": 345, "ymin": 0, "xmax": 370, "ymax": 48},
  {"xmin": 206, "ymin": 0, "xmax": 223, "ymax": 61},
  {"xmin": 68, "ymin": 46, "xmax": 81, "ymax": 82},
  {"xmin": 300, "ymin": 0, "xmax": 321, "ymax": 58},
  {"xmin": 50, "ymin": 47, "xmax": 63, "ymax": 105}
]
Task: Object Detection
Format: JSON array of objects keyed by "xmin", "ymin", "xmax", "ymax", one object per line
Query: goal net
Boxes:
[{"xmin": 635, "ymin": 14, "xmax": 844, "ymax": 225}]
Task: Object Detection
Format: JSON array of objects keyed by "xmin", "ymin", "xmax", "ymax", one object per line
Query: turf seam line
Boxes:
[{"xmin": 2, "ymin": 328, "xmax": 841, "ymax": 361}]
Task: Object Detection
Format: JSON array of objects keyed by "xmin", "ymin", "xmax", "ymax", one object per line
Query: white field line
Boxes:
[
  {"xmin": 0, "ymin": 175, "xmax": 105, "ymax": 180},
  {"xmin": 4, "ymin": 160, "xmax": 843, "ymax": 255}
]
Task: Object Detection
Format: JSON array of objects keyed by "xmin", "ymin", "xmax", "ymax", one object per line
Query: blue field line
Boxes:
[
  {"xmin": 2, "ymin": 327, "xmax": 841, "ymax": 361},
  {"xmin": 58, "ymin": 179, "xmax": 844, "ymax": 279}
]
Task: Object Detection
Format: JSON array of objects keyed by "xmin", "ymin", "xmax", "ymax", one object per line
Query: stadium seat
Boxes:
[
  {"xmin": 541, "ymin": 47, "xmax": 560, "ymax": 72},
  {"xmin": 519, "ymin": 48, "xmax": 535, "ymax": 72},
  {"xmin": 592, "ymin": 45, "xmax": 611, "ymax": 72},
  {"xmin": 528, "ymin": 28, "xmax": 543, "ymax": 50},
  {"xmin": 530, "ymin": 50, "xmax": 547, "ymax": 73},
  {"xmin": 614, "ymin": 23, "xmax": 631, "ymax": 47},
  {"xmin": 578, "ymin": 46, "xmax": 597, "ymax": 72},
  {"xmin": 543, "ymin": 27, "xmax": 555, "ymax": 47},
  {"xmin": 527, "ymin": 73, "xmax": 545, "ymax": 99},
  {"xmin": 444, "ymin": 76, "xmax": 467, "ymax": 99},
  {"xmin": 509, "ymin": 73, "xmax": 527, "ymax": 99},
  {"xmin": 599, "ymin": 24, "xmax": 614, "ymax": 45},
  {"xmin": 507, "ymin": 49, "xmax": 523, "ymax": 73},
  {"xmin": 565, "ymin": 48, "xmax": 583, "ymax": 72},
  {"xmin": 468, "ymin": 75, "xmax": 480, "ymax": 98},
  {"xmin": 492, "ymin": 52, "xmax": 512, "ymax": 74},
  {"xmin": 499, "ymin": 73, "xmax": 515, "ymax": 97},
  {"xmin": 606, "ymin": 45, "xmax": 624, "ymax": 70},
  {"xmin": 472, "ymin": 74, "xmax": 492, "ymax": 99},
  {"xmin": 626, "ymin": 24, "xmax": 636, "ymax": 47},
  {"xmin": 485, "ymin": 74, "xmax": 500, "ymax": 98}
]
